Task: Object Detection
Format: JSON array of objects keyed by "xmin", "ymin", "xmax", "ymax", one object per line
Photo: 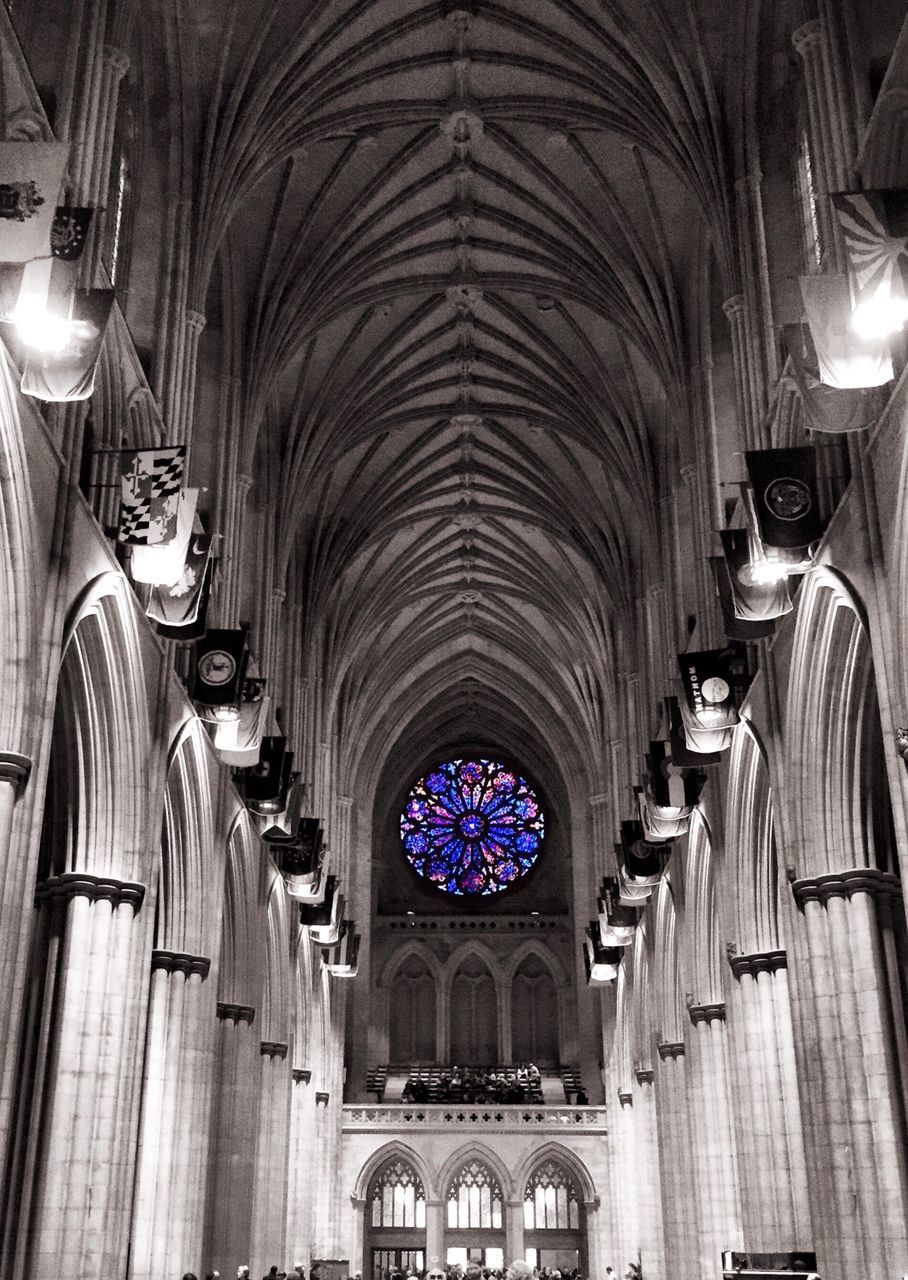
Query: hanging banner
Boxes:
[{"xmin": 0, "ymin": 142, "xmax": 69, "ymax": 261}]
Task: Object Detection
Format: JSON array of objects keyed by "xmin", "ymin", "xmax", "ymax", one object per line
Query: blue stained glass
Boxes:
[{"xmin": 400, "ymin": 757, "xmax": 545, "ymax": 896}]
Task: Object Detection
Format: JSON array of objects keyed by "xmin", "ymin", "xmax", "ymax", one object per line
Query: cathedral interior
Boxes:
[{"xmin": 1, "ymin": 1, "xmax": 908, "ymax": 1278}]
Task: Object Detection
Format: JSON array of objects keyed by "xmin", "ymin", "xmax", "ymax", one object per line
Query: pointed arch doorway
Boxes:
[
  {"xmin": 522, "ymin": 1157, "xmax": 588, "ymax": 1276},
  {"xmin": 364, "ymin": 1157, "xmax": 427, "ymax": 1280},
  {"xmin": 444, "ymin": 1158, "xmax": 507, "ymax": 1270}
]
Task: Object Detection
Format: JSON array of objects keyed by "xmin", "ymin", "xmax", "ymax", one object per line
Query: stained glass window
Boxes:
[
  {"xmin": 446, "ymin": 1159, "xmax": 504, "ymax": 1228},
  {"xmin": 523, "ymin": 1159, "xmax": 581, "ymax": 1230},
  {"xmin": 400, "ymin": 757, "xmax": 544, "ymax": 896},
  {"xmin": 370, "ymin": 1158, "xmax": 427, "ymax": 1228}
]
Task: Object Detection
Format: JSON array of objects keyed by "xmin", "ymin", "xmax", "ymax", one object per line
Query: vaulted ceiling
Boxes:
[{"xmin": 175, "ymin": 0, "xmax": 751, "ymax": 793}]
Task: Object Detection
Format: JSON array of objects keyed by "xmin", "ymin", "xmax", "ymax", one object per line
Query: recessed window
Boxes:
[{"xmin": 400, "ymin": 757, "xmax": 545, "ymax": 896}]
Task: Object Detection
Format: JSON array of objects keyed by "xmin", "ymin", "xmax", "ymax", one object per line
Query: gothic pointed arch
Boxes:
[
  {"xmin": 386, "ymin": 943, "xmax": 438, "ymax": 1065},
  {"xmin": 445, "ymin": 943, "xmax": 501, "ymax": 1065},
  {"xmin": 507, "ymin": 941, "xmax": 562, "ymax": 1067}
]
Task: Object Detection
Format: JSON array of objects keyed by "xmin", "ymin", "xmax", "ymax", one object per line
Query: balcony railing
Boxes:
[{"xmin": 342, "ymin": 1104, "xmax": 607, "ymax": 1131}]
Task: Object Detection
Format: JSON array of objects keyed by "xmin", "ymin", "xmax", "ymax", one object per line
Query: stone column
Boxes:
[
  {"xmin": 721, "ymin": 294, "xmax": 758, "ymax": 452},
  {"xmin": 349, "ymin": 1196, "xmax": 367, "ymax": 1275},
  {"xmin": 14, "ymin": 874, "xmax": 149, "ymax": 1278},
  {"xmin": 130, "ymin": 951, "xmax": 214, "ymax": 1280},
  {"xmin": 251, "ymin": 1042, "xmax": 292, "ymax": 1277},
  {"xmin": 0, "ymin": 752, "xmax": 31, "ymax": 1141},
  {"xmin": 787, "ymin": 869, "xmax": 908, "ymax": 1274},
  {"xmin": 84, "ymin": 45, "xmax": 130, "ymax": 275},
  {"xmin": 679, "ymin": 466, "xmax": 710, "ymax": 627},
  {"xmin": 179, "ymin": 310, "xmax": 208, "ymax": 451},
  {"xmin": 685, "ymin": 1004, "xmax": 742, "ymax": 1277},
  {"xmin": 654, "ymin": 1043, "xmax": 697, "ymax": 1280},
  {"xmin": 581, "ymin": 1196, "xmax": 600, "ymax": 1280},
  {"xmin": 726, "ymin": 949, "xmax": 811, "ymax": 1252},
  {"xmin": 590, "ymin": 792, "xmax": 611, "ymax": 883},
  {"xmin": 736, "ymin": 171, "xmax": 777, "ymax": 394},
  {"xmin": 286, "ymin": 1068, "xmax": 314, "ymax": 1268},
  {"xmin": 505, "ymin": 1199, "xmax": 525, "ymax": 1264},
  {"xmin": 425, "ymin": 1199, "xmax": 445, "ymax": 1269},
  {"xmin": 312, "ymin": 1089, "xmax": 332, "ymax": 1255},
  {"xmin": 633, "ymin": 1069, "xmax": 665, "ymax": 1280},
  {"xmin": 205, "ymin": 1004, "xmax": 260, "ymax": 1279},
  {"xmin": 792, "ymin": 18, "xmax": 853, "ymax": 265},
  {"xmin": 612, "ymin": 1089, "xmax": 638, "ymax": 1272}
]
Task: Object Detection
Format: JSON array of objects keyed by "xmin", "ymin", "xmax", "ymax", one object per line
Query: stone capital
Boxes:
[
  {"xmin": 0, "ymin": 751, "xmax": 32, "ymax": 796},
  {"xmin": 151, "ymin": 949, "xmax": 211, "ymax": 979},
  {"xmin": 688, "ymin": 1001, "xmax": 726, "ymax": 1026},
  {"xmin": 185, "ymin": 309, "xmax": 207, "ymax": 335},
  {"xmin": 792, "ymin": 19, "xmax": 823, "ymax": 59},
  {"xmin": 634, "ymin": 1068, "xmax": 654, "ymax": 1085},
  {"xmin": 315, "ymin": 1090, "xmax": 330, "ymax": 1106},
  {"xmin": 617, "ymin": 1089, "xmax": 633, "ymax": 1108},
  {"xmin": 292, "ymin": 1067, "xmax": 312, "ymax": 1084},
  {"xmin": 216, "ymin": 1002, "xmax": 256, "ymax": 1025},
  {"xmin": 722, "ymin": 293, "xmax": 746, "ymax": 320},
  {"xmin": 261, "ymin": 1040, "xmax": 289, "ymax": 1059},
  {"xmin": 728, "ymin": 947, "xmax": 787, "ymax": 980},
  {"xmin": 657, "ymin": 1041, "xmax": 685, "ymax": 1060},
  {"xmin": 36, "ymin": 872, "xmax": 145, "ymax": 912},
  {"xmin": 102, "ymin": 45, "xmax": 131, "ymax": 79},
  {"xmin": 791, "ymin": 867, "xmax": 901, "ymax": 909}
]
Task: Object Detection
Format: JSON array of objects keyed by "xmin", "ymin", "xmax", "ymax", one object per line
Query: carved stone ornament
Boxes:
[
  {"xmin": 687, "ymin": 1002, "xmax": 726, "ymax": 1025},
  {"xmin": 36, "ymin": 872, "xmax": 145, "ymax": 912},
  {"xmin": 216, "ymin": 1002, "xmax": 256, "ymax": 1025},
  {"xmin": 791, "ymin": 866, "xmax": 902, "ymax": 908},
  {"xmin": 0, "ymin": 751, "xmax": 32, "ymax": 796},
  {"xmin": 728, "ymin": 948, "xmax": 788, "ymax": 980},
  {"xmin": 151, "ymin": 950, "xmax": 211, "ymax": 979}
]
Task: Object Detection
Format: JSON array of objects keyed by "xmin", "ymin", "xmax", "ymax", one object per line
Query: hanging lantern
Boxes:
[
  {"xmin": 264, "ymin": 817, "xmax": 326, "ymax": 902},
  {"xmin": 597, "ymin": 877, "xmax": 638, "ymax": 946},
  {"xmin": 583, "ymin": 924, "xmax": 622, "ymax": 983},
  {"xmin": 300, "ymin": 875, "xmax": 345, "ymax": 945},
  {"xmin": 323, "ymin": 921, "xmax": 360, "ymax": 976}
]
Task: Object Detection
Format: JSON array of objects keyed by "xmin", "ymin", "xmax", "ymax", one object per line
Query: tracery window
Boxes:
[
  {"xmin": 523, "ymin": 1160, "xmax": 581, "ymax": 1230},
  {"xmin": 446, "ymin": 1159, "xmax": 504, "ymax": 1229},
  {"xmin": 370, "ymin": 1158, "xmax": 427, "ymax": 1229},
  {"xmin": 400, "ymin": 757, "xmax": 544, "ymax": 896}
]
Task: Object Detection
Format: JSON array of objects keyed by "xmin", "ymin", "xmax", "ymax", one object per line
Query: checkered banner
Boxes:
[{"xmin": 118, "ymin": 446, "xmax": 186, "ymax": 545}]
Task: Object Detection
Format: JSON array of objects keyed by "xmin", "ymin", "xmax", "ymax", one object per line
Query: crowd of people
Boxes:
[
  {"xmin": 402, "ymin": 1063, "xmax": 543, "ymax": 1105},
  {"xmin": 180, "ymin": 1257, "xmax": 639, "ymax": 1280}
]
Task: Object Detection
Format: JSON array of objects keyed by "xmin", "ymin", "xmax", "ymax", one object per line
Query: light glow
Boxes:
[
  {"xmin": 13, "ymin": 297, "xmax": 75, "ymax": 353},
  {"xmin": 738, "ymin": 557, "xmax": 790, "ymax": 586},
  {"xmin": 850, "ymin": 282, "xmax": 908, "ymax": 341}
]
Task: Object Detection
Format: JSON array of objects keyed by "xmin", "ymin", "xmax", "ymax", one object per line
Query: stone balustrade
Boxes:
[{"xmin": 343, "ymin": 1104, "xmax": 607, "ymax": 1131}]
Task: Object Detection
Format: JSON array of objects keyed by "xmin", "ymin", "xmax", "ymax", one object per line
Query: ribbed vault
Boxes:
[{"xmin": 188, "ymin": 0, "xmax": 745, "ymax": 790}]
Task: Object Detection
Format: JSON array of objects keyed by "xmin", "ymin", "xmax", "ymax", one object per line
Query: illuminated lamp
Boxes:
[
  {"xmin": 323, "ymin": 922, "xmax": 360, "ymax": 976},
  {"xmin": 243, "ymin": 738, "xmax": 293, "ymax": 816},
  {"xmin": 614, "ymin": 842, "xmax": 655, "ymax": 904},
  {"xmin": 264, "ymin": 817, "xmax": 326, "ymax": 902},
  {"xmin": 850, "ymin": 279, "xmax": 908, "ymax": 341},
  {"xmin": 619, "ymin": 822, "xmax": 670, "ymax": 886},
  {"xmin": 214, "ymin": 717, "xmax": 240, "ymax": 750},
  {"xmin": 583, "ymin": 925, "xmax": 621, "ymax": 984},
  {"xmin": 300, "ymin": 875, "xmax": 345, "ymax": 945},
  {"xmin": 597, "ymin": 878, "xmax": 637, "ymax": 946}
]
